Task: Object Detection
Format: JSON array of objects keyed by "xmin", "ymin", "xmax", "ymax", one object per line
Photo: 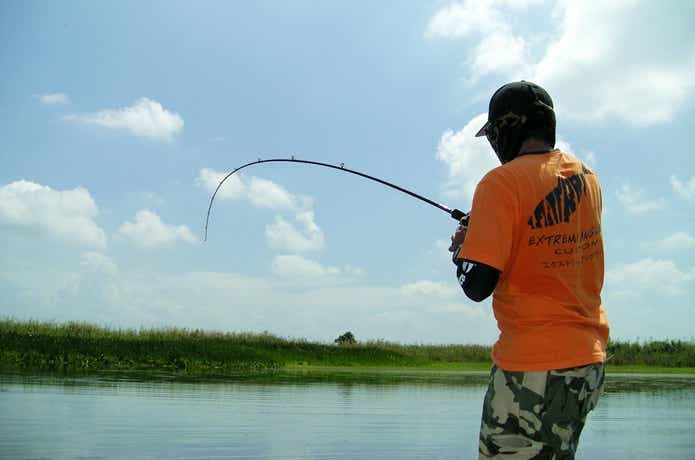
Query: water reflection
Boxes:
[
  {"xmin": 3, "ymin": 368, "xmax": 694, "ymax": 391},
  {"xmin": 1, "ymin": 371, "xmax": 693, "ymax": 460},
  {"xmin": 604, "ymin": 373, "xmax": 695, "ymax": 394}
]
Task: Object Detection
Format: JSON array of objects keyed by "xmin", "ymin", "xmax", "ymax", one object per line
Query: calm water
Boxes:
[{"xmin": 1, "ymin": 372, "xmax": 694, "ymax": 460}]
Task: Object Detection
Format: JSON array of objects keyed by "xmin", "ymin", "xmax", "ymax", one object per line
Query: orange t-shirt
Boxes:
[{"xmin": 459, "ymin": 150, "xmax": 609, "ymax": 371}]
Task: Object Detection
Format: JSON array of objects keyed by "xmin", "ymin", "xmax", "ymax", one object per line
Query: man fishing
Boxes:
[{"xmin": 449, "ymin": 81, "xmax": 609, "ymax": 459}]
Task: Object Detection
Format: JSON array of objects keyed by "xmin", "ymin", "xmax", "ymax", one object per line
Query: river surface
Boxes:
[{"xmin": 1, "ymin": 371, "xmax": 694, "ymax": 459}]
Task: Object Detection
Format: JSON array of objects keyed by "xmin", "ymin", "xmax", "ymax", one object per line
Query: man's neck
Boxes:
[{"xmin": 518, "ymin": 138, "xmax": 554, "ymax": 155}]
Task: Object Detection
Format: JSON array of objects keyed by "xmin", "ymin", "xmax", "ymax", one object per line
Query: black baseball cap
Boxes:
[{"xmin": 475, "ymin": 81, "xmax": 554, "ymax": 137}]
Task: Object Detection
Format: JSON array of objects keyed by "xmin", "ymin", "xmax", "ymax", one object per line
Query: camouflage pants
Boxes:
[{"xmin": 479, "ymin": 362, "xmax": 605, "ymax": 459}]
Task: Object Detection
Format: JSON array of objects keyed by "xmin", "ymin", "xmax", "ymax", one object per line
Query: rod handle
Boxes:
[{"xmin": 450, "ymin": 208, "xmax": 469, "ymax": 224}]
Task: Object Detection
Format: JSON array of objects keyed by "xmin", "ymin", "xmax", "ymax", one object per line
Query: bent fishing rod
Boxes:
[{"xmin": 204, "ymin": 157, "xmax": 467, "ymax": 241}]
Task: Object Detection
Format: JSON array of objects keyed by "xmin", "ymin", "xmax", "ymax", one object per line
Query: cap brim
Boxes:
[{"xmin": 475, "ymin": 121, "xmax": 489, "ymax": 137}]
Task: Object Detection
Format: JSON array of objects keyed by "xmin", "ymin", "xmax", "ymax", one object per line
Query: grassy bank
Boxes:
[
  {"xmin": 1, "ymin": 319, "xmax": 694, "ymax": 377},
  {"xmin": 0, "ymin": 319, "xmax": 489, "ymax": 375}
]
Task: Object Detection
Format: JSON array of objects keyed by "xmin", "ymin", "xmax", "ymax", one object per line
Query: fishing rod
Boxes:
[{"xmin": 204, "ymin": 157, "xmax": 467, "ymax": 241}]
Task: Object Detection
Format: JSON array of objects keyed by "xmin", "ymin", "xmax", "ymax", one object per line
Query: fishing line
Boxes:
[{"xmin": 203, "ymin": 157, "xmax": 467, "ymax": 241}]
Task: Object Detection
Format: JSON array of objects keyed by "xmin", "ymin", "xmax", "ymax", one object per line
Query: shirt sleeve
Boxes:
[
  {"xmin": 458, "ymin": 172, "xmax": 516, "ymax": 272},
  {"xmin": 454, "ymin": 258, "xmax": 500, "ymax": 302}
]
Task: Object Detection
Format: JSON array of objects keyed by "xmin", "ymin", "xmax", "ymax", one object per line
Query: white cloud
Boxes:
[
  {"xmin": 196, "ymin": 168, "xmax": 247, "ymax": 201},
  {"xmin": 427, "ymin": 0, "xmax": 695, "ymax": 125},
  {"xmin": 400, "ymin": 280, "xmax": 458, "ymax": 298},
  {"xmin": 270, "ymin": 255, "xmax": 365, "ymax": 284},
  {"xmin": 435, "ymin": 127, "xmax": 594, "ymax": 195},
  {"xmin": 247, "ymin": 177, "xmax": 297, "ymax": 211},
  {"xmin": 198, "ymin": 168, "xmax": 326, "ymax": 253},
  {"xmin": 265, "ymin": 211, "xmax": 325, "ymax": 253},
  {"xmin": 554, "ymin": 136, "xmax": 596, "ymax": 166},
  {"xmin": 34, "ymin": 93, "xmax": 70, "ymax": 105},
  {"xmin": 0, "ymin": 180, "xmax": 106, "ymax": 248},
  {"xmin": 671, "ymin": 175, "xmax": 695, "ymax": 200},
  {"xmin": 425, "ymin": 0, "xmax": 538, "ymax": 82},
  {"xmin": 196, "ymin": 168, "xmax": 299, "ymax": 211},
  {"xmin": 197, "ymin": 168, "xmax": 247, "ymax": 201},
  {"xmin": 534, "ymin": 1, "xmax": 695, "ymax": 124},
  {"xmin": 606, "ymin": 258, "xmax": 695, "ymax": 296},
  {"xmin": 603, "ymin": 258, "xmax": 695, "ymax": 339},
  {"xmin": 80, "ymin": 252, "xmax": 119, "ymax": 277},
  {"xmin": 425, "ymin": 1, "xmax": 497, "ymax": 39},
  {"xmin": 436, "ymin": 112, "xmax": 499, "ymax": 203},
  {"xmin": 470, "ymin": 32, "xmax": 529, "ymax": 81},
  {"xmin": 554, "ymin": 137, "xmax": 573, "ymax": 156},
  {"xmin": 271, "ymin": 254, "xmax": 341, "ymax": 279},
  {"xmin": 429, "ymin": 302, "xmax": 486, "ymax": 318},
  {"xmin": 616, "ymin": 183, "xmax": 664, "ymax": 214},
  {"xmin": 657, "ymin": 232, "xmax": 695, "ymax": 251},
  {"xmin": 117, "ymin": 210, "xmax": 197, "ymax": 247},
  {"xmin": 64, "ymin": 97, "xmax": 183, "ymax": 141}
]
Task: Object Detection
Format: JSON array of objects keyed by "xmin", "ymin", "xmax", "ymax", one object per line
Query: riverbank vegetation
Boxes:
[{"xmin": 1, "ymin": 319, "xmax": 694, "ymax": 376}]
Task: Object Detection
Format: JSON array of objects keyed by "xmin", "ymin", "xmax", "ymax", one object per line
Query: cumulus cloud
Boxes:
[
  {"xmin": 426, "ymin": 1, "xmax": 499, "ymax": 39},
  {"xmin": 400, "ymin": 280, "xmax": 458, "ymax": 298},
  {"xmin": 427, "ymin": 0, "xmax": 695, "ymax": 125},
  {"xmin": 196, "ymin": 168, "xmax": 247, "ymax": 201},
  {"xmin": 425, "ymin": 0, "xmax": 539, "ymax": 82},
  {"xmin": 616, "ymin": 184, "xmax": 664, "ymax": 214},
  {"xmin": 436, "ymin": 112, "xmax": 499, "ymax": 203},
  {"xmin": 671, "ymin": 175, "xmax": 695, "ymax": 200},
  {"xmin": 64, "ymin": 97, "xmax": 183, "ymax": 141},
  {"xmin": 534, "ymin": 1, "xmax": 695, "ymax": 124},
  {"xmin": 434, "ymin": 122, "xmax": 592, "ymax": 200},
  {"xmin": 270, "ymin": 255, "xmax": 366, "ymax": 283},
  {"xmin": 247, "ymin": 177, "xmax": 298, "ymax": 210},
  {"xmin": 117, "ymin": 210, "xmax": 197, "ymax": 247},
  {"xmin": 0, "ymin": 180, "xmax": 106, "ymax": 248},
  {"xmin": 429, "ymin": 302, "xmax": 486, "ymax": 318},
  {"xmin": 265, "ymin": 211, "xmax": 325, "ymax": 253},
  {"xmin": 271, "ymin": 254, "xmax": 342, "ymax": 279},
  {"xmin": 198, "ymin": 168, "xmax": 325, "ymax": 253},
  {"xmin": 196, "ymin": 168, "xmax": 300, "ymax": 211},
  {"xmin": 656, "ymin": 232, "xmax": 695, "ymax": 251},
  {"xmin": 554, "ymin": 136, "xmax": 597, "ymax": 166},
  {"xmin": 606, "ymin": 258, "xmax": 695, "ymax": 296},
  {"xmin": 34, "ymin": 93, "xmax": 70, "ymax": 105},
  {"xmin": 80, "ymin": 252, "xmax": 119, "ymax": 277}
]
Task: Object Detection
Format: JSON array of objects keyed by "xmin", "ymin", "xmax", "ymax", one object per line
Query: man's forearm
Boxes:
[{"xmin": 453, "ymin": 251, "xmax": 500, "ymax": 302}]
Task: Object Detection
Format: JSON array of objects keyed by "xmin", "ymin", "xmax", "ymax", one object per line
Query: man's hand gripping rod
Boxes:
[{"xmin": 204, "ymin": 157, "xmax": 468, "ymax": 241}]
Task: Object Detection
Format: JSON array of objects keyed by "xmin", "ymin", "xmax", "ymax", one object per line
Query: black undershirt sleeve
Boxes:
[{"xmin": 454, "ymin": 257, "xmax": 500, "ymax": 302}]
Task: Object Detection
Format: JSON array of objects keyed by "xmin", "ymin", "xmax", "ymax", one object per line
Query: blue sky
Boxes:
[{"xmin": 1, "ymin": 0, "xmax": 694, "ymax": 343}]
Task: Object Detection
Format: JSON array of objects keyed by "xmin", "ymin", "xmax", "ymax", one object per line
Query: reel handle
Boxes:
[{"xmin": 450, "ymin": 208, "xmax": 469, "ymax": 224}]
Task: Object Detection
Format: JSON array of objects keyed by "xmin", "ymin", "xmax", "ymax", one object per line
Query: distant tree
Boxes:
[{"xmin": 334, "ymin": 331, "xmax": 357, "ymax": 345}]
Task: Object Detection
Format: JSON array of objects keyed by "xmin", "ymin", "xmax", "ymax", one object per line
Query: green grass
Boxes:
[
  {"xmin": 0, "ymin": 319, "xmax": 489, "ymax": 375},
  {"xmin": 1, "ymin": 319, "xmax": 694, "ymax": 378},
  {"xmin": 606, "ymin": 340, "xmax": 695, "ymax": 367}
]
